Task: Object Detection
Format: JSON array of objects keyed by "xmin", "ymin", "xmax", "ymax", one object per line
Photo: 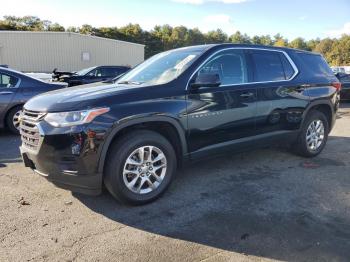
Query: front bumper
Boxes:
[{"xmin": 20, "ymin": 123, "xmax": 105, "ymax": 195}]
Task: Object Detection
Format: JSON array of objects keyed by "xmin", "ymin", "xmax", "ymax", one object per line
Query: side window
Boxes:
[
  {"xmin": 87, "ymin": 68, "xmax": 102, "ymax": 77},
  {"xmin": 87, "ymin": 69, "xmax": 96, "ymax": 77},
  {"xmin": 252, "ymin": 50, "xmax": 294, "ymax": 82},
  {"xmin": 0, "ymin": 73, "xmax": 19, "ymax": 88},
  {"xmin": 198, "ymin": 49, "xmax": 248, "ymax": 85},
  {"xmin": 298, "ymin": 53, "xmax": 333, "ymax": 77},
  {"xmin": 100, "ymin": 68, "xmax": 120, "ymax": 77}
]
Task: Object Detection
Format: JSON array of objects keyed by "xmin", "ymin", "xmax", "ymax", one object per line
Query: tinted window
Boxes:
[
  {"xmin": 87, "ymin": 68, "xmax": 104, "ymax": 77},
  {"xmin": 298, "ymin": 53, "xmax": 334, "ymax": 77},
  {"xmin": 252, "ymin": 51, "xmax": 288, "ymax": 82},
  {"xmin": 100, "ymin": 67, "xmax": 123, "ymax": 77},
  {"xmin": 198, "ymin": 49, "xmax": 248, "ymax": 85},
  {"xmin": 0, "ymin": 73, "xmax": 19, "ymax": 88}
]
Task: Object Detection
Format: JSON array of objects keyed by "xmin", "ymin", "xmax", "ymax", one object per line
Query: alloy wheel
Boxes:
[
  {"xmin": 306, "ymin": 120, "xmax": 325, "ymax": 151},
  {"xmin": 123, "ymin": 146, "xmax": 167, "ymax": 194},
  {"xmin": 12, "ymin": 110, "xmax": 22, "ymax": 131}
]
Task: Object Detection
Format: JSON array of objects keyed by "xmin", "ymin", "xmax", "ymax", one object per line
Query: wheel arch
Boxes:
[
  {"xmin": 302, "ymin": 100, "xmax": 335, "ymax": 132},
  {"xmin": 97, "ymin": 116, "xmax": 188, "ymax": 174}
]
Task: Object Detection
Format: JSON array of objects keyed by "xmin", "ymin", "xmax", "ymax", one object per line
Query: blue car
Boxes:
[{"xmin": 0, "ymin": 67, "xmax": 67, "ymax": 133}]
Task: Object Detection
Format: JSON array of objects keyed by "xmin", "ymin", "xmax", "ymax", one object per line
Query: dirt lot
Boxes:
[{"xmin": 1, "ymin": 104, "xmax": 350, "ymax": 262}]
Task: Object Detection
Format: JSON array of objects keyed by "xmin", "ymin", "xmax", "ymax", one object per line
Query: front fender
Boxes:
[{"xmin": 97, "ymin": 115, "xmax": 188, "ymax": 174}]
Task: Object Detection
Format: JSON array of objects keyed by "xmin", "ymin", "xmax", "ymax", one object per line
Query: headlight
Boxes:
[{"xmin": 44, "ymin": 107, "xmax": 110, "ymax": 127}]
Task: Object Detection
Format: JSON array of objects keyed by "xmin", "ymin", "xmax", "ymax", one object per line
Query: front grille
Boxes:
[{"xmin": 20, "ymin": 110, "xmax": 46, "ymax": 151}]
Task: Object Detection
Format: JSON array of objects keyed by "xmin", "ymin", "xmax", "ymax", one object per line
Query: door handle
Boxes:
[
  {"xmin": 0, "ymin": 91, "xmax": 14, "ymax": 95},
  {"xmin": 240, "ymin": 92, "xmax": 254, "ymax": 98}
]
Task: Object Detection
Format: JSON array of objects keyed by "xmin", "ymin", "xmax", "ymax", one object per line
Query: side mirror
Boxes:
[{"xmin": 191, "ymin": 73, "xmax": 221, "ymax": 89}]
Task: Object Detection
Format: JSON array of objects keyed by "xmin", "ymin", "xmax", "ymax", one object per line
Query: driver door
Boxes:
[{"xmin": 186, "ymin": 49, "xmax": 257, "ymax": 156}]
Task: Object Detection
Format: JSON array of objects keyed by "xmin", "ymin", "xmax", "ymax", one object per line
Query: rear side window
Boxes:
[
  {"xmin": 0, "ymin": 73, "xmax": 19, "ymax": 88},
  {"xmin": 252, "ymin": 50, "xmax": 295, "ymax": 82},
  {"xmin": 298, "ymin": 53, "xmax": 334, "ymax": 77},
  {"xmin": 280, "ymin": 55, "xmax": 295, "ymax": 79}
]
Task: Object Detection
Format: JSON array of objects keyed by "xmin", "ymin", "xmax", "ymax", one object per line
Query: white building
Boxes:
[{"xmin": 0, "ymin": 31, "xmax": 144, "ymax": 72}]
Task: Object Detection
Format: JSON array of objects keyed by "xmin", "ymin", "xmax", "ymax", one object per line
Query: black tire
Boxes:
[
  {"xmin": 104, "ymin": 130, "xmax": 177, "ymax": 205},
  {"xmin": 6, "ymin": 106, "xmax": 22, "ymax": 134},
  {"xmin": 293, "ymin": 110, "xmax": 329, "ymax": 157}
]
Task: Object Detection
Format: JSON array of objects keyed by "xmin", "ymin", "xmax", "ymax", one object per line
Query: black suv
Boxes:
[
  {"xmin": 52, "ymin": 66, "xmax": 130, "ymax": 86},
  {"xmin": 20, "ymin": 44, "xmax": 341, "ymax": 205}
]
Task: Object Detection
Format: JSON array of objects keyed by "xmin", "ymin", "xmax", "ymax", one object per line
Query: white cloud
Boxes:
[
  {"xmin": 327, "ymin": 22, "xmax": 350, "ymax": 38},
  {"xmin": 198, "ymin": 14, "xmax": 236, "ymax": 34},
  {"xmin": 204, "ymin": 14, "xmax": 231, "ymax": 24},
  {"xmin": 298, "ymin": 16, "xmax": 307, "ymax": 21},
  {"xmin": 172, "ymin": 0, "xmax": 248, "ymax": 4}
]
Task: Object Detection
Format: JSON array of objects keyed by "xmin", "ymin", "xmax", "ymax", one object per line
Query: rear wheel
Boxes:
[
  {"xmin": 293, "ymin": 110, "xmax": 329, "ymax": 157},
  {"xmin": 6, "ymin": 106, "xmax": 22, "ymax": 134},
  {"xmin": 104, "ymin": 130, "xmax": 177, "ymax": 205}
]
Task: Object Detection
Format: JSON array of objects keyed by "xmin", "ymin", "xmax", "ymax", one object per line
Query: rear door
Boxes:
[
  {"xmin": 0, "ymin": 72, "xmax": 19, "ymax": 115},
  {"xmin": 250, "ymin": 49, "xmax": 310, "ymax": 135}
]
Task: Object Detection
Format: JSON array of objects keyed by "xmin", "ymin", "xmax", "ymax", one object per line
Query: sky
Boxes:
[{"xmin": 1, "ymin": 0, "xmax": 350, "ymax": 40}]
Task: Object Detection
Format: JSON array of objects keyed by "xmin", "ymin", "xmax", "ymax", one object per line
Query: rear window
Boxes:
[
  {"xmin": 298, "ymin": 53, "xmax": 334, "ymax": 77},
  {"xmin": 252, "ymin": 50, "xmax": 295, "ymax": 82}
]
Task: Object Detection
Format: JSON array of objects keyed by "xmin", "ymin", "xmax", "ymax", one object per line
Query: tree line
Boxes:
[{"xmin": 1, "ymin": 16, "xmax": 349, "ymax": 65}]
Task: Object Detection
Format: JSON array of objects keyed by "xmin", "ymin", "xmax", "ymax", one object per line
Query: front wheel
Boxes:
[
  {"xmin": 293, "ymin": 110, "xmax": 329, "ymax": 157},
  {"xmin": 104, "ymin": 130, "xmax": 177, "ymax": 205}
]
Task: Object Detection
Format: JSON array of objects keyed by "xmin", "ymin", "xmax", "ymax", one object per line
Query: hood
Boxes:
[{"xmin": 24, "ymin": 82, "xmax": 138, "ymax": 112}]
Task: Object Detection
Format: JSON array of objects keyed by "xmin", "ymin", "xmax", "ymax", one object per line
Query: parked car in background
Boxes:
[
  {"xmin": 336, "ymin": 73, "xmax": 350, "ymax": 100},
  {"xmin": 20, "ymin": 44, "xmax": 340, "ymax": 205},
  {"xmin": 52, "ymin": 66, "xmax": 130, "ymax": 86},
  {"xmin": 0, "ymin": 67, "xmax": 67, "ymax": 133}
]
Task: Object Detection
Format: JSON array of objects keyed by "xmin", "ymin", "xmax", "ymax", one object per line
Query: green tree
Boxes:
[
  {"xmin": 289, "ymin": 37, "xmax": 308, "ymax": 50},
  {"xmin": 205, "ymin": 29, "xmax": 228, "ymax": 44},
  {"xmin": 1, "ymin": 15, "xmax": 350, "ymax": 64},
  {"xmin": 229, "ymin": 31, "xmax": 251, "ymax": 44},
  {"xmin": 79, "ymin": 24, "xmax": 95, "ymax": 35}
]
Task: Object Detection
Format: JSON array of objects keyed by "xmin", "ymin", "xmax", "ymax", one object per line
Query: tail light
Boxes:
[{"xmin": 332, "ymin": 82, "xmax": 342, "ymax": 91}]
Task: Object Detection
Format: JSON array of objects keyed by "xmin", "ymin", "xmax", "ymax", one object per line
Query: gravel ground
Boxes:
[{"xmin": 0, "ymin": 104, "xmax": 350, "ymax": 262}]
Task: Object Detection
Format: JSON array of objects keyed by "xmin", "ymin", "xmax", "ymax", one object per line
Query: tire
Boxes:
[
  {"xmin": 104, "ymin": 130, "xmax": 177, "ymax": 205},
  {"xmin": 293, "ymin": 110, "xmax": 329, "ymax": 157},
  {"xmin": 6, "ymin": 106, "xmax": 23, "ymax": 134}
]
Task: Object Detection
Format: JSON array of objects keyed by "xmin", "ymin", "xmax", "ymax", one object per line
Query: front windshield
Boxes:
[
  {"xmin": 76, "ymin": 67, "xmax": 95, "ymax": 76},
  {"xmin": 117, "ymin": 49, "xmax": 203, "ymax": 86}
]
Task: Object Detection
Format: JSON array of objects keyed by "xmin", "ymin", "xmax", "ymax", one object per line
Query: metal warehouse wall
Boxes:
[{"xmin": 0, "ymin": 31, "xmax": 144, "ymax": 72}]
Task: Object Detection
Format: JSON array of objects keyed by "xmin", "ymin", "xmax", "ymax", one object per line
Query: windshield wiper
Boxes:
[{"xmin": 118, "ymin": 80, "xmax": 143, "ymax": 85}]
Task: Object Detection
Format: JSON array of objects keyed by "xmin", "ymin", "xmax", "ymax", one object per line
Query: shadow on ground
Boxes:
[
  {"xmin": 2, "ymin": 103, "xmax": 350, "ymax": 261},
  {"xmin": 0, "ymin": 130, "xmax": 21, "ymax": 165},
  {"xmin": 75, "ymin": 135, "xmax": 350, "ymax": 261}
]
